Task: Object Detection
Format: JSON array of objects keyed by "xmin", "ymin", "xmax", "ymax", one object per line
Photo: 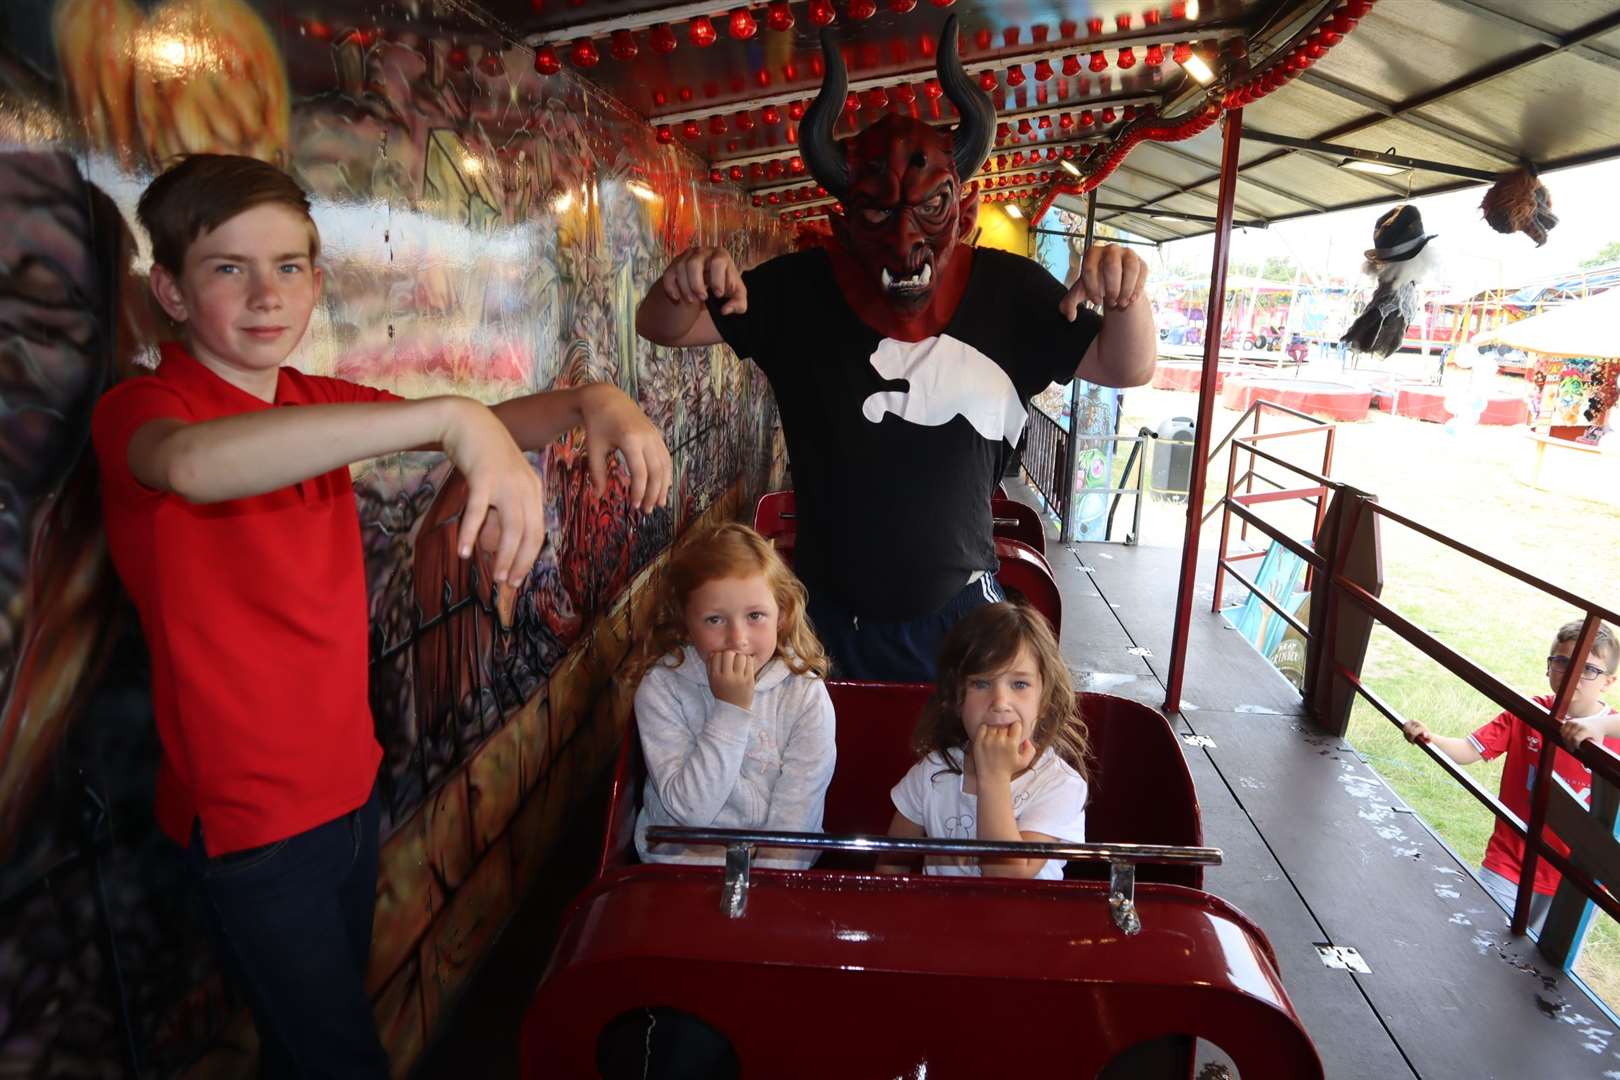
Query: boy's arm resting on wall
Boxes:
[
  {"xmin": 635, "ymin": 675, "xmax": 755, "ymax": 827},
  {"xmin": 757, "ymin": 682, "xmax": 838, "ymax": 869},
  {"xmin": 121, "ymin": 395, "xmax": 546, "ymax": 582},
  {"xmin": 490, "ymin": 384, "xmax": 671, "ymax": 513}
]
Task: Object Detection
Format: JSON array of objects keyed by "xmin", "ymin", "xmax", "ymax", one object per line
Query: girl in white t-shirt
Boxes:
[{"xmin": 880, "ymin": 602, "xmax": 1091, "ymax": 880}]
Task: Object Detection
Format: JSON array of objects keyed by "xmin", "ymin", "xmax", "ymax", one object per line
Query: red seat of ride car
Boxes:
[{"xmin": 990, "ymin": 497, "xmax": 1047, "ymax": 556}]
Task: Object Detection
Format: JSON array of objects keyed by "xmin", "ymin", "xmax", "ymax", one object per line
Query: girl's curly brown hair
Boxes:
[
  {"xmin": 624, "ymin": 522, "xmax": 829, "ymax": 684},
  {"xmin": 912, "ymin": 601, "xmax": 1090, "ymax": 781}
]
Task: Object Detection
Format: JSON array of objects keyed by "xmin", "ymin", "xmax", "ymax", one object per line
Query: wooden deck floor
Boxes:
[
  {"xmin": 1049, "ymin": 514, "xmax": 1620, "ymax": 1079},
  {"xmin": 418, "ymin": 488, "xmax": 1620, "ymax": 1079}
]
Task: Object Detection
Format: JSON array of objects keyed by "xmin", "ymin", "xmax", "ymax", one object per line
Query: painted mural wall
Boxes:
[{"xmin": 0, "ymin": 1, "xmax": 789, "ymax": 1075}]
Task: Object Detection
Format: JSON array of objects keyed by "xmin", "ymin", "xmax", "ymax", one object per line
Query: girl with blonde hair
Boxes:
[{"xmin": 628, "ymin": 523, "xmax": 835, "ymax": 869}]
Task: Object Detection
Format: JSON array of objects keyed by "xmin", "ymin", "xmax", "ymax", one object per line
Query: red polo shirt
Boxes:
[{"xmin": 92, "ymin": 342, "xmax": 398, "ymax": 855}]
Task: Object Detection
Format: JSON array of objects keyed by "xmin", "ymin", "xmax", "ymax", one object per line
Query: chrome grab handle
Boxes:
[{"xmin": 644, "ymin": 826, "xmax": 1220, "ymax": 932}]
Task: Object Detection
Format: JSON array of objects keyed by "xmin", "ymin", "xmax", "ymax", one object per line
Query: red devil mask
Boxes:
[{"xmin": 802, "ymin": 16, "xmax": 995, "ymax": 340}]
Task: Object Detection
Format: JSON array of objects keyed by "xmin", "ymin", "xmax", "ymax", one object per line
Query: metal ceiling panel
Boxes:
[
  {"xmin": 1318, "ymin": 0, "xmax": 1537, "ymax": 101},
  {"xmin": 1443, "ymin": 0, "xmax": 1620, "ymax": 37},
  {"xmin": 1238, "ymin": 80, "xmax": 1383, "ymax": 139},
  {"xmin": 1416, "ymin": 54, "xmax": 1620, "ymax": 165}
]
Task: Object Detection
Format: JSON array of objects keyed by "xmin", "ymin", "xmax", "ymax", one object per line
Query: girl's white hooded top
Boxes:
[{"xmin": 634, "ymin": 645, "xmax": 837, "ymax": 870}]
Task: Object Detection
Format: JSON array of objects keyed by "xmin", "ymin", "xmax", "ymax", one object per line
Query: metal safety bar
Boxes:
[{"xmin": 645, "ymin": 826, "xmax": 1222, "ymax": 931}]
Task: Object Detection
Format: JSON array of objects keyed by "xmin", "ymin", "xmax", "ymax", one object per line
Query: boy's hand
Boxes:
[
  {"xmin": 579, "ymin": 384, "xmax": 673, "ymax": 513},
  {"xmin": 1562, "ymin": 719, "xmax": 1604, "ymax": 752},
  {"xmin": 707, "ymin": 650, "xmax": 757, "ymax": 710},
  {"xmin": 439, "ymin": 401, "xmax": 546, "ymax": 584},
  {"xmin": 660, "ymin": 247, "xmax": 747, "ymax": 314},
  {"xmin": 973, "ymin": 720, "xmax": 1035, "ymax": 782},
  {"xmin": 1402, "ymin": 720, "xmax": 1432, "ymax": 745}
]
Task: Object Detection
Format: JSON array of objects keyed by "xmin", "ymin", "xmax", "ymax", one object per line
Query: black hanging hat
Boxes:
[{"xmin": 1364, "ymin": 204, "xmax": 1436, "ymax": 262}]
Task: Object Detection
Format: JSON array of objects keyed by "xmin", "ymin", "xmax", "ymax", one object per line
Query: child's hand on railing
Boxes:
[
  {"xmin": 1401, "ymin": 720, "xmax": 1432, "ymax": 745},
  {"xmin": 1561, "ymin": 718, "xmax": 1602, "ymax": 752}
]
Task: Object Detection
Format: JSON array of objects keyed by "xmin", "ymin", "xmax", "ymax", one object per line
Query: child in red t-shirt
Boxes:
[
  {"xmin": 92, "ymin": 155, "xmax": 671, "ymax": 1076},
  {"xmin": 1404, "ymin": 620, "xmax": 1619, "ymax": 933}
]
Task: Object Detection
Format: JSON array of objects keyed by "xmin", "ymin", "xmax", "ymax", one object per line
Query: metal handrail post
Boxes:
[
  {"xmin": 1165, "ymin": 107, "xmax": 1243, "ymax": 714},
  {"xmin": 1212, "ymin": 439, "xmax": 1239, "ymax": 613},
  {"xmin": 1513, "ymin": 613, "xmax": 1602, "ymax": 936}
]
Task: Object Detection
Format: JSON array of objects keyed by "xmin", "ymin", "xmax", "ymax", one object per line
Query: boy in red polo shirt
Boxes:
[
  {"xmin": 1404, "ymin": 620, "xmax": 1619, "ymax": 934},
  {"xmin": 91, "ymin": 155, "xmax": 671, "ymax": 1077}
]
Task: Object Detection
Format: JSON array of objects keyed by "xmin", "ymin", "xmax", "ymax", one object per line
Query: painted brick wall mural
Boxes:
[{"xmin": 0, "ymin": 1, "xmax": 790, "ymax": 1074}]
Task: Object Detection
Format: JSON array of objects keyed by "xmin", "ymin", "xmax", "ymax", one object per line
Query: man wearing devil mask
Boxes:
[{"xmin": 638, "ymin": 18, "xmax": 1157, "ymax": 682}]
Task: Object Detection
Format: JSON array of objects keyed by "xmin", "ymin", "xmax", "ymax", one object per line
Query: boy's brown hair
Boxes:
[
  {"xmin": 1554, "ymin": 620, "xmax": 1620, "ymax": 674},
  {"xmin": 913, "ymin": 601, "xmax": 1091, "ymax": 781},
  {"xmin": 137, "ymin": 154, "xmax": 318, "ymax": 274}
]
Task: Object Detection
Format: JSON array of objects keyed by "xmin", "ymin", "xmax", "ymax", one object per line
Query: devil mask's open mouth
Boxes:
[{"xmin": 881, "ymin": 262, "xmax": 934, "ymax": 298}]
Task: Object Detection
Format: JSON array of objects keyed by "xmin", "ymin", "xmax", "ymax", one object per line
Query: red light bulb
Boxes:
[
  {"xmin": 650, "ymin": 24, "xmax": 678, "ymax": 53},
  {"xmin": 928, "ymin": 0, "xmax": 955, "ymax": 7},
  {"xmin": 889, "ymin": 0, "xmax": 918, "ymax": 11},
  {"xmin": 534, "ymin": 44, "xmax": 561, "ymax": 75},
  {"xmin": 849, "ymin": 0, "xmax": 877, "ymax": 19},
  {"xmin": 710, "ymin": 115, "xmax": 728, "ymax": 135},
  {"xmin": 689, "ymin": 16, "xmax": 718, "ymax": 47},
  {"xmin": 1062, "ymin": 54, "xmax": 1081, "ymax": 76},
  {"xmin": 1146, "ymin": 43, "xmax": 1165, "ymax": 65},
  {"xmin": 1086, "ymin": 17, "xmax": 1103, "ymax": 35},
  {"xmin": 762, "ymin": 104, "xmax": 782, "ymax": 125},
  {"xmin": 1173, "ymin": 42, "xmax": 1192, "ymax": 63},
  {"xmin": 1006, "ymin": 65, "xmax": 1026, "ymax": 87},
  {"xmin": 766, "ymin": 0, "xmax": 795, "ymax": 31},
  {"xmin": 1116, "ymin": 13, "xmax": 1132, "ymax": 30},
  {"xmin": 729, "ymin": 165, "xmax": 744, "ymax": 180},
  {"xmin": 609, "ymin": 29, "xmax": 637, "ymax": 61},
  {"xmin": 1080, "ymin": 109, "xmax": 1095, "ymax": 126},
  {"xmin": 569, "ymin": 38, "xmax": 600, "ymax": 67},
  {"xmin": 788, "ymin": 100, "xmax": 806, "ymax": 120},
  {"xmin": 1089, "ymin": 50, "xmax": 1107, "ymax": 72},
  {"xmin": 656, "ymin": 124, "xmax": 674, "ymax": 143},
  {"xmin": 682, "ymin": 119, "xmax": 702, "ymax": 139},
  {"xmin": 975, "ymin": 28, "xmax": 992, "ymax": 50},
  {"xmin": 1101, "ymin": 106, "xmax": 1116, "ymax": 123},
  {"xmin": 728, "ymin": 8, "xmax": 757, "ymax": 38},
  {"xmin": 1118, "ymin": 47, "xmax": 1136, "ymax": 69},
  {"xmin": 979, "ymin": 70, "xmax": 998, "ymax": 91},
  {"xmin": 736, "ymin": 111, "xmax": 756, "ymax": 131},
  {"xmin": 711, "ymin": 168, "xmax": 724, "ymax": 183},
  {"xmin": 1059, "ymin": 112, "xmax": 1074, "ymax": 129},
  {"xmin": 809, "ymin": 0, "xmax": 837, "ymax": 26},
  {"xmin": 924, "ymin": 79, "xmax": 943, "ymax": 99},
  {"xmin": 1034, "ymin": 59, "xmax": 1054, "ymax": 81}
]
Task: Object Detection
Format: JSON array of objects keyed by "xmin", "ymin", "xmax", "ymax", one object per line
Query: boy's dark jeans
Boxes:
[{"xmin": 189, "ymin": 784, "xmax": 389, "ymax": 1079}]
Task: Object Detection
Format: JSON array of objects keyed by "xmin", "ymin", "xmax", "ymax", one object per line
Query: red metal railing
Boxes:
[
  {"xmin": 1208, "ymin": 399, "xmax": 1335, "ymax": 614},
  {"xmin": 1207, "ymin": 449, "xmax": 1620, "ymax": 943}
]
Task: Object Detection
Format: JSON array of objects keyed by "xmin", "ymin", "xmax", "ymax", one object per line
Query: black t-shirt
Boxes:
[{"xmin": 710, "ymin": 247, "xmax": 1102, "ymax": 620}]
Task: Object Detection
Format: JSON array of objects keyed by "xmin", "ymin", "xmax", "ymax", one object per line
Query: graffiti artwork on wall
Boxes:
[{"xmin": 0, "ymin": 0, "xmax": 790, "ymax": 1072}]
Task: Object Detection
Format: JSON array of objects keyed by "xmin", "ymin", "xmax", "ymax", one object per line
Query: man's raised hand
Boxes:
[
  {"xmin": 1060, "ymin": 242, "xmax": 1149, "ymax": 321},
  {"xmin": 661, "ymin": 246, "xmax": 748, "ymax": 315}
]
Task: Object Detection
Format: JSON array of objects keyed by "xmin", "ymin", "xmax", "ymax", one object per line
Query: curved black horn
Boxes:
[
  {"xmin": 935, "ymin": 15, "xmax": 995, "ymax": 181},
  {"xmin": 801, "ymin": 28, "xmax": 851, "ymax": 199}
]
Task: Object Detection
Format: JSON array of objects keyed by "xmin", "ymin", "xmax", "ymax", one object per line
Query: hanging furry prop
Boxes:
[
  {"xmin": 1480, "ymin": 163, "xmax": 1557, "ymax": 246},
  {"xmin": 1341, "ymin": 205, "xmax": 1440, "ymax": 359}
]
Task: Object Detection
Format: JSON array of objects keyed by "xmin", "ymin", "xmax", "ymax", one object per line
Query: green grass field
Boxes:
[{"xmin": 1112, "ymin": 377, "xmax": 1620, "ymax": 1006}]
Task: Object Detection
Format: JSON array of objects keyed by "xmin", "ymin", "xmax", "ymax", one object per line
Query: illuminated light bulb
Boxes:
[
  {"xmin": 756, "ymin": 67, "xmax": 772, "ymax": 87},
  {"xmin": 729, "ymin": 8, "xmax": 757, "ymax": 38},
  {"xmin": 809, "ymin": 0, "xmax": 837, "ymax": 26},
  {"xmin": 1090, "ymin": 50, "xmax": 1107, "ymax": 72},
  {"xmin": 767, "ymin": 0, "xmax": 795, "ymax": 31},
  {"xmin": 1080, "ymin": 109, "xmax": 1095, "ymax": 126},
  {"xmin": 895, "ymin": 83, "xmax": 916, "ymax": 103},
  {"xmin": 769, "ymin": 192, "xmax": 781, "ymax": 204},
  {"xmin": 650, "ymin": 24, "xmax": 678, "ymax": 53},
  {"xmin": 1087, "ymin": 17, "xmax": 1103, "ymax": 35},
  {"xmin": 890, "ymin": 0, "xmax": 918, "ymax": 11},
  {"xmin": 478, "ymin": 51, "xmax": 505, "ymax": 76},
  {"xmin": 1018, "ymin": 118, "xmax": 1032, "ymax": 133},
  {"xmin": 788, "ymin": 100, "xmax": 806, "ymax": 120},
  {"xmin": 689, "ymin": 16, "xmax": 718, "ymax": 47},
  {"xmin": 848, "ymin": 0, "xmax": 877, "ymax": 19},
  {"xmin": 1059, "ymin": 112, "xmax": 1074, "ymax": 129},
  {"xmin": 678, "ymin": 85, "xmax": 694, "ymax": 102},
  {"xmin": 652, "ymin": 89, "xmax": 668, "ymax": 106},
  {"xmin": 768, "ymin": 160, "xmax": 784, "ymax": 177},
  {"xmin": 790, "ymin": 156, "xmax": 805, "ymax": 172},
  {"xmin": 1118, "ymin": 47, "xmax": 1136, "ymax": 69},
  {"xmin": 569, "ymin": 38, "xmax": 599, "ymax": 67},
  {"xmin": 1006, "ymin": 66, "xmax": 1025, "ymax": 87},
  {"xmin": 656, "ymin": 124, "xmax": 673, "ymax": 143},
  {"xmin": 1101, "ymin": 106, "xmax": 1116, "ymax": 122},
  {"xmin": 1039, "ymin": 114, "xmax": 1052, "ymax": 129},
  {"xmin": 710, "ymin": 168, "xmax": 724, "ymax": 182},
  {"xmin": 1124, "ymin": 104, "xmax": 1137, "ymax": 120},
  {"xmin": 924, "ymin": 79, "xmax": 943, "ymax": 99},
  {"xmin": 980, "ymin": 70, "xmax": 998, "ymax": 91},
  {"xmin": 1146, "ymin": 43, "xmax": 1165, "ymax": 65},
  {"xmin": 534, "ymin": 45, "xmax": 561, "ymax": 74},
  {"xmin": 682, "ymin": 119, "xmax": 702, "ymax": 139},
  {"xmin": 845, "ymin": 92, "xmax": 861, "ymax": 112},
  {"xmin": 762, "ymin": 104, "xmax": 782, "ymax": 124},
  {"xmin": 1145, "ymin": 9, "xmax": 1161, "ymax": 25},
  {"xmin": 736, "ymin": 111, "xmax": 756, "ymax": 131},
  {"xmin": 1173, "ymin": 41, "xmax": 1192, "ymax": 63}
]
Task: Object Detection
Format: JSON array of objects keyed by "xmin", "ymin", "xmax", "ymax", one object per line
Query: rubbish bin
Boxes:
[{"xmin": 1152, "ymin": 416, "xmax": 1195, "ymax": 502}]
